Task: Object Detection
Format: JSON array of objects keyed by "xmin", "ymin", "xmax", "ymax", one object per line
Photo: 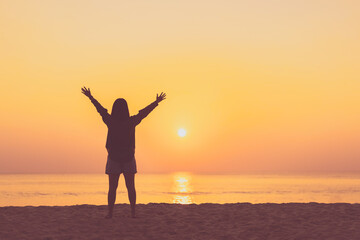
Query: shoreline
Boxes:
[
  {"xmin": 1, "ymin": 203, "xmax": 360, "ymax": 239},
  {"xmin": 2, "ymin": 201, "xmax": 360, "ymax": 207}
]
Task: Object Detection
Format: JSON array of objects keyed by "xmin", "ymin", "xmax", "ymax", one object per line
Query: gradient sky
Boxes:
[{"xmin": 1, "ymin": 0, "xmax": 359, "ymax": 173}]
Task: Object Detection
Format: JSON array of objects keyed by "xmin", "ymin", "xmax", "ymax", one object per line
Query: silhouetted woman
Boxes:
[{"xmin": 81, "ymin": 87, "xmax": 166, "ymax": 218}]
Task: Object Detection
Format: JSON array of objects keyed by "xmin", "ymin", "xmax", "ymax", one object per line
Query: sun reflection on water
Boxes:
[{"xmin": 172, "ymin": 173, "xmax": 193, "ymax": 204}]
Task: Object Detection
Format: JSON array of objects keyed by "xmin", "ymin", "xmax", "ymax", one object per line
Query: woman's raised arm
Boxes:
[
  {"xmin": 81, "ymin": 86, "xmax": 111, "ymax": 125},
  {"xmin": 132, "ymin": 92, "xmax": 166, "ymax": 126}
]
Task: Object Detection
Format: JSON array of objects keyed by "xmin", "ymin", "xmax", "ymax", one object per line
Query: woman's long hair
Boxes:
[
  {"xmin": 111, "ymin": 98, "xmax": 130, "ymax": 121},
  {"xmin": 110, "ymin": 98, "xmax": 131, "ymax": 154}
]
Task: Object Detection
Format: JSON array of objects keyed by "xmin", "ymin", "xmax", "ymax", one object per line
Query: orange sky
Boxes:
[{"xmin": 1, "ymin": 0, "xmax": 360, "ymax": 173}]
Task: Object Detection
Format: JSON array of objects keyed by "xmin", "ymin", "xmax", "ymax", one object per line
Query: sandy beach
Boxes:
[{"xmin": 1, "ymin": 203, "xmax": 360, "ymax": 240}]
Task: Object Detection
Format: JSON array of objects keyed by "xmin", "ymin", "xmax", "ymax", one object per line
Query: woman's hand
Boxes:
[
  {"xmin": 81, "ymin": 86, "xmax": 92, "ymax": 98},
  {"xmin": 156, "ymin": 92, "xmax": 166, "ymax": 103}
]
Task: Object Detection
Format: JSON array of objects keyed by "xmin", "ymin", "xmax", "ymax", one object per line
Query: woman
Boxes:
[{"xmin": 81, "ymin": 87, "xmax": 166, "ymax": 218}]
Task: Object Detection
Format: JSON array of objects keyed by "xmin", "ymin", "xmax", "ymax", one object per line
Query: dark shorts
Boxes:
[{"xmin": 105, "ymin": 155, "xmax": 137, "ymax": 174}]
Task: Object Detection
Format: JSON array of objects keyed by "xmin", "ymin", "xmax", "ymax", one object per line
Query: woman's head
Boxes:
[{"xmin": 111, "ymin": 98, "xmax": 129, "ymax": 120}]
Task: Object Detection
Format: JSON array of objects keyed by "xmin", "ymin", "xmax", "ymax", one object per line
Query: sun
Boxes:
[{"xmin": 177, "ymin": 128, "xmax": 187, "ymax": 137}]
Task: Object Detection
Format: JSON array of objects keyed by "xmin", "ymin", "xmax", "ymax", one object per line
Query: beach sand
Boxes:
[{"xmin": 1, "ymin": 203, "xmax": 360, "ymax": 240}]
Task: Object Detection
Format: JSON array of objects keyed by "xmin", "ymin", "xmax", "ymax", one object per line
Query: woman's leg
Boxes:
[
  {"xmin": 124, "ymin": 173, "xmax": 136, "ymax": 217},
  {"xmin": 106, "ymin": 173, "xmax": 120, "ymax": 218}
]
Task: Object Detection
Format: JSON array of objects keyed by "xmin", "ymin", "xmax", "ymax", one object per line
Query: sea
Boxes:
[{"xmin": 1, "ymin": 173, "xmax": 360, "ymax": 206}]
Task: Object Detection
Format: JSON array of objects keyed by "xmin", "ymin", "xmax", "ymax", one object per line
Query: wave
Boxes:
[
  {"xmin": 2, "ymin": 189, "xmax": 360, "ymax": 198},
  {"xmin": 0, "ymin": 191, "xmax": 109, "ymax": 197}
]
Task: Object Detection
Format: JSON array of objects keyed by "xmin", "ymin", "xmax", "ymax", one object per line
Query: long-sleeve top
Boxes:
[{"xmin": 90, "ymin": 96, "xmax": 158, "ymax": 161}]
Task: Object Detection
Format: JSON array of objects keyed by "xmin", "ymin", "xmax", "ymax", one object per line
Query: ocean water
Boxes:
[{"xmin": 1, "ymin": 173, "xmax": 360, "ymax": 206}]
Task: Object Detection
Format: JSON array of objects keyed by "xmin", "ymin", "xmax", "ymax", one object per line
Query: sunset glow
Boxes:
[{"xmin": 1, "ymin": 0, "xmax": 360, "ymax": 174}]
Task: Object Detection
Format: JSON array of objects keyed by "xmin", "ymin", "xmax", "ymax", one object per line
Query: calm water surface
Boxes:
[{"xmin": 1, "ymin": 173, "xmax": 360, "ymax": 206}]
